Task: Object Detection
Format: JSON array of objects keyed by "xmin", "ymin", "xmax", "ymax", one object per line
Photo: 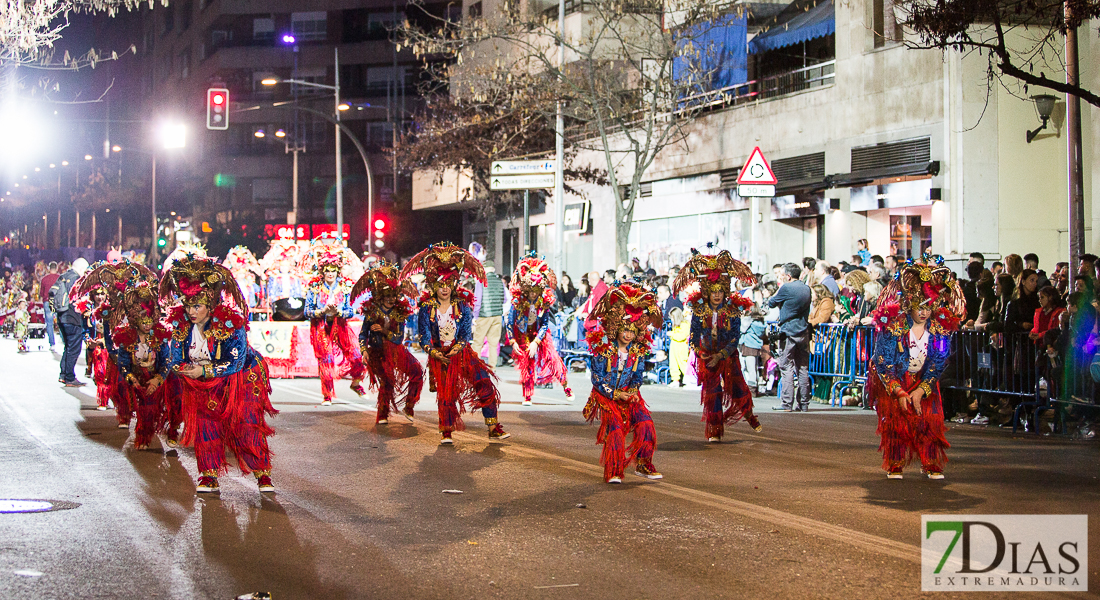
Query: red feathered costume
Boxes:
[
  {"xmin": 301, "ymin": 242, "xmax": 365, "ymax": 404},
  {"xmin": 507, "ymin": 257, "xmax": 571, "ymax": 405},
  {"xmin": 351, "ymin": 263, "xmax": 424, "ymax": 423}
]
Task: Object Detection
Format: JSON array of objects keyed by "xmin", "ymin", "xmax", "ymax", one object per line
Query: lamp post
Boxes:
[
  {"xmin": 150, "ymin": 122, "xmax": 186, "ymax": 265},
  {"xmin": 262, "ymin": 48, "xmax": 352, "ymax": 246}
]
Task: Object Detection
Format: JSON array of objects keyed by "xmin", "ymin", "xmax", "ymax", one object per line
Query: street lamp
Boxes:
[
  {"xmin": 150, "ymin": 121, "xmax": 187, "ymax": 264},
  {"xmin": 261, "ymin": 48, "xmax": 352, "ymax": 246},
  {"xmin": 1026, "ymin": 94, "xmax": 1057, "ymax": 144}
]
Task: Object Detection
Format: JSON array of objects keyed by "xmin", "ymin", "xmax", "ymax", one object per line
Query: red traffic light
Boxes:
[
  {"xmin": 212, "ymin": 94, "xmax": 224, "ymax": 105},
  {"xmin": 373, "ymin": 218, "xmax": 386, "ymax": 230},
  {"xmin": 206, "ymin": 87, "xmax": 229, "ymax": 130}
]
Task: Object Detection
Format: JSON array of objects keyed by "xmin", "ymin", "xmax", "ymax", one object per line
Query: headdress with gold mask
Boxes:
[
  {"xmin": 510, "ymin": 255, "xmax": 557, "ymax": 308},
  {"xmin": 350, "ymin": 260, "xmax": 417, "ymax": 310},
  {"xmin": 672, "ymin": 248, "xmax": 756, "ymax": 307},
  {"xmin": 159, "ymin": 253, "xmax": 247, "ymax": 311},
  {"xmin": 876, "ymin": 254, "xmax": 966, "ymax": 335},
  {"xmin": 299, "ymin": 239, "xmax": 363, "ymax": 284},
  {"xmin": 72, "ymin": 259, "xmax": 160, "ymax": 330},
  {"xmin": 398, "ymin": 242, "xmax": 486, "ymax": 304},
  {"xmin": 585, "ymin": 281, "xmax": 664, "ymax": 357}
]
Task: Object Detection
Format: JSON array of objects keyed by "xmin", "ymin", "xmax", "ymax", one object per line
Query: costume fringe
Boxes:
[
  {"xmin": 366, "ymin": 340, "xmax": 424, "ymax": 419},
  {"xmin": 310, "ymin": 317, "xmax": 366, "ymax": 399},
  {"xmin": 871, "ymin": 368, "xmax": 949, "ymax": 472},
  {"xmin": 430, "ymin": 346, "xmax": 500, "ymax": 432},
  {"xmin": 583, "ymin": 389, "xmax": 655, "ymax": 481},
  {"xmin": 91, "ymin": 347, "xmax": 112, "ymax": 408},
  {"xmin": 696, "ymin": 352, "xmax": 756, "ymax": 439},
  {"xmin": 176, "ymin": 357, "xmax": 277, "ymax": 475},
  {"xmin": 126, "ymin": 366, "xmax": 168, "ymax": 448},
  {"xmin": 515, "ymin": 335, "xmax": 568, "ymax": 400}
]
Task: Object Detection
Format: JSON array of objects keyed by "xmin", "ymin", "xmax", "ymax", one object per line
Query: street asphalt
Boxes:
[{"xmin": 0, "ymin": 337, "xmax": 1097, "ymax": 599}]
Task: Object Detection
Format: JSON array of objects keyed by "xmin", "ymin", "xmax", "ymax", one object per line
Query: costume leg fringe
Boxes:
[
  {"xmin": 534, "ymin": 335, "xmax": 568, "ymax": 388},
  {"xmin": 447, "ymin": 347, "xmax": 500, "ymax": 412},
  {"xmin": 515, "ymin": 347, "xmax": 535, "ymax": 401},
  {"xmin": 194, "ymin": 413, "xmax": 228, "ymax": 475},
  {"xmin": 387, "ymin": 342, "xmax": 424, "ymax": 413},
  {"xmin": 627, "ymin": 399, "xmax": 656, "ymax": 467},
  {"xmin": 92, "ymin": 348, "xmax": 111, "ymax": 408},
  {"xmin": 915, "ymin": 385, "xmax": 950, "ymax": 471},
  {"xmin": 430, "ymin": 357, "xmax": 464, "ymax": 432},
  {"xmin": 585, "ymin": 390, "xmax": 628, "ymax": 480},
  {"xmin": 310, "ymin": 320, "xmax": 337, "ymax": 399},
  {"xmin": 871, "ymin": 368, "xmax": 917, "ymax": 471},
  {"xmin": 367, "ymin": 349, "xmax": 395, "ymax": 419},
  {"xmin": 132, "ymin": 385, "xmax": 166, "ymax": 448},
  {"xmin": 334, "ymin": 321, "xmax": 366, "ymax": 381}
]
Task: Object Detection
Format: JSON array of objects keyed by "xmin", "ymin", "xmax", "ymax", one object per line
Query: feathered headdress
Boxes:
[
  {"xmin": 222, "ymin": 245, "xmax": 263, "ymax": 277},
  {"xmin": 71, "ymin": 259, "xmax": 160, "ymax": 330},
  {"xmin": 159, "ymin": 253, "xmax": 247, "ymax": 311},
  {"xmin": 588, "ymin": 281, "xmax": 664, "ymax": 347},
  {"xmin": 350, "ymin": 260, "xmax": 417, "ymax": 307},
  {"xmin": 119, "ymin": 279, "xmax": 160, "ymax": 330},
  {"xmin": 672, "ymin": 248, "xmax": 756, "ymax": 302},
  {"xmin": 510, "ymin": 254, "xmax": 557, "ymax": 297},
  {"xmin": 260, "ymin": 240, "xmax": 304, "ymax": 274},
  {"xmin": 399, "ymin": 242, "xmax": 486, "ymax": 292},
  {"xmin": 299, "ymin": 239, "xmax": 363, "ymax": 282},
  {"xmin": 161, "ymin": 242, "xmax": 208, "ymax": 274},
  {"xmin": 877, "ymin": 254, "xmax": 966, "ymax": 332}
]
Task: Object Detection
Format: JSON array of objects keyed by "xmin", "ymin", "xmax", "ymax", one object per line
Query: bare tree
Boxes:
[
  {"xmin": 900, "ymin": 0, "xmax": 1099, "ymax": 107},
  {"xmin": 403, "ymin": 0, "xmax": 744, "ymax": 262}
]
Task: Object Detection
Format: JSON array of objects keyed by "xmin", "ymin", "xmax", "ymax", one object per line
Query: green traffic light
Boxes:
[{"xmin": 157, "ymin": 239, "xmax": 167, "ymax": 247}]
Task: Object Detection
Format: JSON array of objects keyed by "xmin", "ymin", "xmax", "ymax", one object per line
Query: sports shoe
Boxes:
[
  {"xmin": 970, "ymin": 415, "xmax": 990, "ymax": 425},
  {"xmin": 564, "ymin": 387, "xmax": 575, "ymax": 401},
  {"xmin": 522, "ymin": 399, "xmax": 533, "ymax": 406},
  {"xmin": 747, "ymin": 414, "xmax": 762, "ymax": 432},
  {"xmin": 887, "ymin": 470, "xmax": 903, "ymax": 479},
  {"xmin": 707, "ymin": 437, "xmax": 721, "ymax": 443},
  {"xmin": 118, "ymin": 423, "xmax": 129, "ymax": 429},
  {"xmin": 350, "ymin": 383, "xmax": 366, "ymax": 397},
  {"xmin": 377, "ymin": 418, "xmax": 389, "ymax": 425},
  {"xmin": 321, "ymin": 399, "xmax": 332, "ymax": 406},
  {"xmin": 196, "ymin": 475, "xmax": 220, "ymax": 493},
  {"xmin": 925, "ymin": 470, "xmax": 944, "ymax": 480},
  {"xmin": 488, "ymin": 424, "xmax": 511, "ymax": 442},
  {"xmin": 667, "ymin": 381, "xmax": 682, "ymax": 388},
  {"xmin": 634, "ymin": 463, "xmax": 663, "ymax": 480},
  {"xmin": 440, "ymin": 432, "xmax": 454, "ymax": 445},
  {"xmin": 607, "ymin": 476, "xmax": 622, "ymax": 484},
  {"xmin": 951, "ymin": 415, "xmax": 968, "ymax": 424},
  {"xmin": 402, "ymin": 408, "xmax": 415, "ymax": 422},
  {"xmin": 96, "ymin": 405, "xmax": 108, "ymax": 411},
  {"xmin": 256, "ymin": 473, "xmax": 275, "ymax": 492},
  {"xmin": 64, "ymin": 380, "xmax": 86, "ymax": 388}
]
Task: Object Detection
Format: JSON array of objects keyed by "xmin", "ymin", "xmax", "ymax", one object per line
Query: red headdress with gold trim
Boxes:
[
  {"xmin": 399, "ymin": 242, "xmax": 486, "ymax": 294},
  {"xmin": 350, "ymin": 260, "xmax": 417, "ymax": 308},
  {"xmin": 586, "ymin": 281, "xmax": 664, "ymax": 355},
  {"xmin": 159, "ymin": 253, "xmax": 247, "ymax": 313},
  {"xmin": 510, "ymin": 255, "xmax": 557, "ymax": 306},
  {"xmin": 72, "ymin": 259, "xmax": 160, "ymax": 330},
  {"xmin": 672, "ymin": 249, "xmax": 756, "ymax": 300},
  {"xmin": 876, "ymin": 254, "xmax": 966, "ymax": 334},
  {"xmin": 222, "ymin": 245, "xmax": 263, "ymax": 277},
  {"xmin": 299, "ymin": 238, "xmax": 363, "ymax": 284}
]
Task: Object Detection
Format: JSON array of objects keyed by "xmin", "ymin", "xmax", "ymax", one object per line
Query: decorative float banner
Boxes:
[{"xmin": 248, "ymin": 320, "xmax": 364, "ymax": 378}]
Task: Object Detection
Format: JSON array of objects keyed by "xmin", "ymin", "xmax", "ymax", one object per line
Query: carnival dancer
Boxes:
[
  {"xmin": 351, "ymin": 261, "xmax": 424, "ymax": 424},
  {"xmin": 72, "ymin": 259, "xmax": 162, "ymax": 428},
  {"xmin": 75, "ymin": 289, "xmax": 111, "ymax": 409},
  {"xmin": 400, "ymin": 243, "xmax": 507, "ymax": 445},
  {"xmin": 672, "ymin": 249, "xmax": 761, "ymax": 442},
  {"xmin": 161, "ymin": 254, "xmax": 277, "ymax": 493},
  {"xmin": 263, "ymin": 242, "xmax": 305, "ymax": 306},
  {"xmin": 223, "ymin": 245, "xmax": 264, "ymax": 313},
  {"xmin": 582, "ymin": 281, "xmax": 665, "ymax": 483},
  {"xmin": 870, "ymin": 255, "xmax": 965, "ymax": 480},
  {"xmin": 114, "ymin": 280, "xmax": 174, "ymax": 451},
  {"xmin": 301, "ymin": 241, "xmax": 367, "ymax": 405},
  {"xmin": 507, "ymin": 255, "xmax": 573, "ymax": 406}
]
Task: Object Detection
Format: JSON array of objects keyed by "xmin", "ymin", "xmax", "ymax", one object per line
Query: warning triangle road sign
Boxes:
[{"xmin": 736, "ymin": 147, "xmax": 778, "ymax": 185}]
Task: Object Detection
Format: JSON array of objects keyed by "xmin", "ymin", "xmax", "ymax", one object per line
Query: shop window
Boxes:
[{"xmin": 890, "ymin": 214, "xmax": 931, "ymax": 259}]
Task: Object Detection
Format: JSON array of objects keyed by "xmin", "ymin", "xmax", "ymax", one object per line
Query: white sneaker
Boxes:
[
  {"xmin": 951, "ymin": 415, "xmax": 968, "ymax": 424},
  {"xmin": 440, "ymin": 435, "xmax": 454, "ymax": 445},
  {"xmin": 96, "ymin": 406, "xmax": 107, "ymax": 411},
  {"xmin": 887, "ymin": 472, "xmax": 903, "ymax": 480},
  {"xmin": 927, "ymin": 471, "xmax": 945, "ymax": 480},
  {"xmin": 607, "ymin": 477, "xmax": 622, "ymax": 484},
  {"xmin": 321, "ymin": 399, "xmax": 332, "ymax": 406},
  {"xmin": 970, "ymin": 415, "xmax": 989, "ymax": 425},
  {"xmin": 707, "ymin": 437, "xmax": 721, "ymax": 443},
  {"xmin": 377, "ymin": 419, "xmax": 388, "ymax": 425},
  {"xmin": 522, "ymin": 399, "xmax": 532, "ymax": 406},
  {"xmin": 118, "ymin": 423, "xmax": 128, "ymax": 429},
  {"xmin": 667, "ymin": 381, "xmax": 681, "ymax": 388}
]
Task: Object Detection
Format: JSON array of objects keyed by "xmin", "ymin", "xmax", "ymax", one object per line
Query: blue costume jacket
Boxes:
[
  {"xmin": 505, "ymin": 303, "xmax": 550, "ymax": 345},
  {"xmin": 588, "ymin": 345, "xmax": 646, "ymax": 400},
  {"xmin": 358, "ymin": 304, "xmax": 410, "ymax": 349},
  {"xmin": 304, "ymin": 280, "xmax": 355, "ymax": 320},
  {"xmin": 166, "ymin": 323, "xmax": 255, "ymax": 378},
  {"xmin": 117, "ymin": 336, "xmax": 171, "ymax": 384},
  {"xmin": 265, "ymin": 273, "xmax": 304, "ymax": 303},
  {"xmin": 688, "ymin": 301, "xmax": 742, "ymax": 358},
  {"xmin": 872, "ymin": 312, "xmax": 953, "ymax": 397},
  {"xmin": 418, "ymin": 302, "xmax": 473, "ymax": 350}
]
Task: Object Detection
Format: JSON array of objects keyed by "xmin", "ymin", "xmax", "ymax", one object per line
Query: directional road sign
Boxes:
[
  {"xmin": 491, "ymin": 160, "xmax": 556, "ymax": 175},
  {"xmin": 736, "ymin": 147, "xmax": 778, "ymax": 186},
  {"xmin": 490, "ymin": 174, "xmax": 555, "ymax": 190}
]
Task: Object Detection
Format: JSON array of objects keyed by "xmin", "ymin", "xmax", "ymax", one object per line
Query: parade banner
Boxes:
[
  {"xmin": 248, "ymin": 322, "xmax": 297, "ymax": 359},
  {"xmin": 250, "ymin": 320, "xmax": 364, "ymax": 378}
]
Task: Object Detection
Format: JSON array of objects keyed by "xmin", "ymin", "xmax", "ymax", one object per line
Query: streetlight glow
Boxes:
[
  {"xmin": 61, "ymin": 161, "xmax": 68, "ymax": 166},
  {"xmin": 159, "ymin": 122, "xmax": 186, "ymax": 149},
  {"xmin": 84, "ymin": 155, "xmax": 92, "ymax": 160},
  {"xmin": 34, "ymin": 167, "xmax": 40, "ymax": 172},
  {"xmin": 112, "ymin": 145, "xmax": 122, "ymax": 153},
  {"xmin": 275, "ymin": 129, "xmax": 286, "ymax": 138},
  {"xmin": 261, "ymin": 78, "xmax": 279, "ymax": 86},
  {"xmin": 254, "ymin": 130, "xmax": 266, "ymax": 138},
  {"xmin": 282, "ymin": 34, "xmax": 296, "ymax": 44},
  {"xmin": 49, "ymin": 163, "xmax": 55, "ymax": 168},
  {"xmin": 338, "ymin": 103, "xmax": 350, "ymax": 111}
]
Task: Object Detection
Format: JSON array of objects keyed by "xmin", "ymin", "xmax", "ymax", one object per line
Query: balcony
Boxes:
[{"xmin": 680, "ymin": 59, "xmax": 835, "ymax": 110}]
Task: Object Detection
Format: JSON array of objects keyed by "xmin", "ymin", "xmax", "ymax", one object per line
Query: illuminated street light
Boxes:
[
  {"xmin": 282, "ymin": 34, "xmax": 296, "ymax": 44},
  {"xmin": 275, "ymin": 129, "xmax": 286, "ymax": 138},
  {"xmin": 61, "ymin": 161, "xmax": 68, "ymax": 166},
  {"xmin": 84, "ymin": 155, "xmax": 92, "ymax": 161},
  {"xmin": 338, "ymin": 103, "xmax": 350, "ymax": 111},
  {"xmin": 159, "ymin": 122, "xmax": 186, "ymax": 149},
  {"xmin": 49, "ymin": 163, "xmax": 55, "ymax": 168},
  {"xmin": 34, "ymin": 167, "xmax": 40, "ymax": 172},
  {"xmin": 261, "ymin": 78, "xmax": 279, "ymax": 86},
  {"xmin": 112, "ymin": 145, "xmax": 122, "ymax": 153},
  {"xmin": 254, "ymin": 129, "xmax": 266, "ymax": 138}
]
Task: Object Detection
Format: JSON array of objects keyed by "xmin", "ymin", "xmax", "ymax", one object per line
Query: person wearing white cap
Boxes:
[{"xmin": 51, "ymin": 257, "xmax": 89, "ymax": 386}]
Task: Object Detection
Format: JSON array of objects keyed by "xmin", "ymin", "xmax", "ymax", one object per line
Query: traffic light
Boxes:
[
  {"xmin": 157, "ymin": 236, "xmax": 167, "ymax": 247},
  {"xmin": 206, "ymin": 88, "xmax": 229, "ymax": 130},
  {"xmin": 372, "ymin": 216, "xmax": 387, "ymax": 249}
]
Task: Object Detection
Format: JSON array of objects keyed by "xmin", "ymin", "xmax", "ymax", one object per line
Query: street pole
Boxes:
[
  {"xmin": 117, "ymin": 212, "xmax": 122, "ymax": 248},
  {"xmin": 151, "ymin": 153, "xmax": 157, "ymax": 264},
  {"xmin": 523, "ymin": 189, "xmax": 530, "ymax": 254},
  {"xmin": 75, "ymin": 211, "xmax": 80, "ymax": 248},
  {"xmin": 553, "ymin": 0, "xmax": 566, "ymax": 274},
  {"xmin": 334, "ymin": 47, "xmax": 344, "ymax": 246},
  {"xmin": 290, "ymin": 144, "xmax": 300, "ymax": 242},
  {"xmin": 91, "ymin": 211, "xmax": 97, "ymax": 250},
  {"xmin": 1064, "ymin": 2, "xmax": 1085, "ymax": 290}
]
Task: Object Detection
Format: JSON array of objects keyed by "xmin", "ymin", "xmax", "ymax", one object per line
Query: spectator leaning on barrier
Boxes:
[
  {"xmin": 1030, "ymin": 286, "xmax": 1065, "ymax": 345},
  {"xmin": 1005, "ymin": 269, "xmax": 1041, "ymax": 335},
  {"xmin": 809, "ymin": 284, "xmax": 835, "ymax": 326},
  {"xmin": 768, "ymin": 263, "xmax": 812, "ymax": 412}
]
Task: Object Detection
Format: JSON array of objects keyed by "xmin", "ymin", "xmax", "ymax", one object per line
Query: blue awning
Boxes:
[{"xmin": 748, "ymin": 0, "xmax": 835, "ymax": 55}]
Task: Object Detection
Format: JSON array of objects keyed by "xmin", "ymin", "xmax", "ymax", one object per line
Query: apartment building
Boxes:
[{"xmin": 414, "ymin": 0, "xmax": 1098, "ymax": 275}]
